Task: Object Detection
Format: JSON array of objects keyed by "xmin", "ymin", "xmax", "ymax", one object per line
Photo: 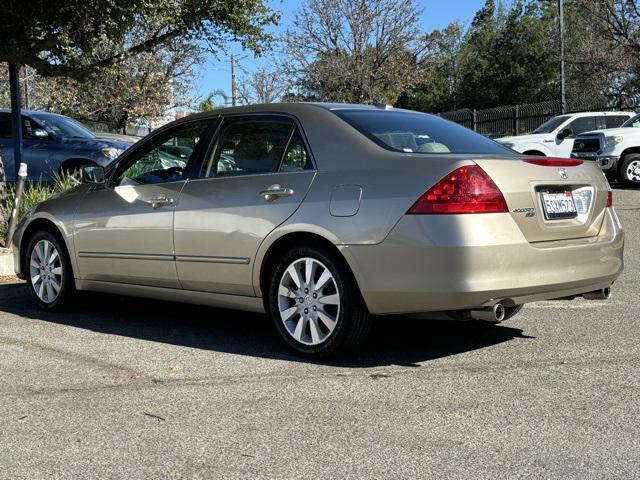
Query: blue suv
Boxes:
[{"xmin": 0, "ymin": 109, "xmax": 132, "ymax": 182}]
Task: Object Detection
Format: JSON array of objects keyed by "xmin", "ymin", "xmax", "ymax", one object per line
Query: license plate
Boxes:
[{"xmin": 540, "ymin": 190, "xmax": 577, "ymax": 219}]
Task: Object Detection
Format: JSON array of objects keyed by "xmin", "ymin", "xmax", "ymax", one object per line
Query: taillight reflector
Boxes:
[
  {"xmin": 523, "ymin": 157, "xmax": 583, "ymax": 167},
  {"xmin": 606, "ymin": 190, "xmax": 613, "ymax": 208},
  {"xmin": 407, "ymin": 165, "xmax": 508, "ymax": 214}
]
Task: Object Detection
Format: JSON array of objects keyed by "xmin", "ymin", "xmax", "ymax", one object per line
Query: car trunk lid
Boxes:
[{"xmin": 474, "ymin": 157, "xmax": 610, "ymax": 243}]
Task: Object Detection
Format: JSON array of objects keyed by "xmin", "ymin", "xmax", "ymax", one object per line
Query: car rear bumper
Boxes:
[
  {"xmin": 342, "ymin": 209, "xmax": 624, "ymax": 315},
  {"xmin": 571, "ymin": 154, "xmax": 619, "ymax": 172}
]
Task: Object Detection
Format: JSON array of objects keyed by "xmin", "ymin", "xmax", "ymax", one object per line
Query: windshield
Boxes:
[
  {"xmin": 621, "ymin": 114, "xmax": 640, "ymax": 128},
  {"xmin": 31, "ymin": 113, "xmax": 95, "ymax": 139},
  {"xmin": 532, "ymin": 115, "xmax": 571, "ymax": 134},
  {"xmin": 333, "ymin": 109, "xmax": 513, "ymax": 155}
]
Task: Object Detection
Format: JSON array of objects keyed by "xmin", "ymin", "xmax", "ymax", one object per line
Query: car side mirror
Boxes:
[
  {"xmin": 82, "ymin": 165, "xmax": 106, "ymax": 186},
  {"xmin": 33, "ymin": 128, "xmax": 50, "ymax": 139},
  {"xmin": 557, "ymin": 128, "xmax": 572, "ymax": 140}
]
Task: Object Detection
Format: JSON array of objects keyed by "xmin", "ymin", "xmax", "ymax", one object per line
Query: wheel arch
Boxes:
[
  {"xmin": 619, "ymin": 147, "xmax": 640, "ymax": 159},
  {"xmin": 255, "ymin": 230, "xmax": 363, "ymax": 302},
  {"xmin": 19, "ymin": 217, "xmax": 73, "ymax": 280},
  {"xmin": 522, "ymin": 149, "xmax": 546, "ymax": 156}
]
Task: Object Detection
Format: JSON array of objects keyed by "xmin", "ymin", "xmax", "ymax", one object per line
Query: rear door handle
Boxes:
[
  {"xmin": 146, "ymin": 196, "xmax": 175, "ymax": 209},
  {"xmin": 259, "ymin": 184, "xmax": 294, "ymax": 202}
]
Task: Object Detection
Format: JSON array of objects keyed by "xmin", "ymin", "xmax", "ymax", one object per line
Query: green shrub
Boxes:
[{"xmin": 1, "ymin": 172, "xmax": 78, "ymax": 244}]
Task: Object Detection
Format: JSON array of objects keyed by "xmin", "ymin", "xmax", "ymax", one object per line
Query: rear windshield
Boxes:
[{"xmin": 333, "ymin": 109, "xmax": 513, "ymax": 155}]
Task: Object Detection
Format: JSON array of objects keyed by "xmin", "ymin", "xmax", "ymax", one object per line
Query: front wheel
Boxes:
[
  {"xmin": 267, "ymin": 246, "xmax": 371, "ymax": 358},
  {"xmin": 619, "ymin": 154, "xmax": 640, "ymax": 187},
  {"xmin": 26, "ymin": 231, "xmax": 74, "ymax": 310}
]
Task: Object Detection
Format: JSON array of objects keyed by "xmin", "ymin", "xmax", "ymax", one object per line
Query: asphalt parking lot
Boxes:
[{"xmin": 1, "ymin": 188, "xmax": 639, "ymax": 480}]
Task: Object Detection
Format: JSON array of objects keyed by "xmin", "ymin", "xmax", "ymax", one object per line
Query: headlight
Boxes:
[
  {"xmin": 101, "ymin": 147, "xmax": 124, "ymax": 160},
  {"xmin": 500, "ymin": 142, "xmax": 515, "ymax": 149},
  {"xmin": 604, "ymin": 136, "xmax": 624, "ymax": 149}
]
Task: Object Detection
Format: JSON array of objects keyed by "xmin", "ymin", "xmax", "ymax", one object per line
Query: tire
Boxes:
[
  {"xmin": 619, "ymin": 154, "xmax": 640, "ymax": 187},
  {"xmin": 267, "ymin": 245, "xmax": 371, "ymax": 358},
  {"xmin": 25, "ymin": 230, "xmax": 75, "ymax": 310}
]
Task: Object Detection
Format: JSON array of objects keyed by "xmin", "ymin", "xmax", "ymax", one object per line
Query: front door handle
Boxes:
[
  {"xmin": 259, "ymin": 184, "xmax": 294, "ymax": 202},
  {"xmin": 146, "ymin": 196, "xmax": 175, "ymax": 209}
]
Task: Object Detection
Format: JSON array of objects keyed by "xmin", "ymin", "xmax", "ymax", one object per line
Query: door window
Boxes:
[
  {"xmin": 605, "ymin": 115, "xmax": 631, "ymax": 129},
  {"xmin": 0, "ymin": 114, "xmax": 11, "ymax": 138},
  {"xmin": 566, "ymin": 116, "xmax": 599, "ymax": 137},
  {"xmin": 113, "ymin": 120, "xmax": 211, "ymax": 186},
  {"xmin": 200, "ymin": 117, "xmax": 294, "ymax": 178},
  {"xmin": 280, "ymin": 128, "xmax": 313, "ymax": 172}
]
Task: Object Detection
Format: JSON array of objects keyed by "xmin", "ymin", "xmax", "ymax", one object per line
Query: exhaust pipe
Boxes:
[
  {"xmin": 469, "ymin": 303, "xmax": 506, "ymax": 323},
  {"xmin": 583, "ymin": 287, "xmax": 612, "ymax": 300}
]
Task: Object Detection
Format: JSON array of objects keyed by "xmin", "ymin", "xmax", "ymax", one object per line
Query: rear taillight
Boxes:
[
  {"xmin": 407, "ymin": 165, "xmax": 508, "ymax": 214},
  {"xmin": 606, "ymin": 190, "xmax": 613, "ymax": 208},
  {"xmin": 523, "ymin": 157, "xmax": 583, "ymax": 167}
]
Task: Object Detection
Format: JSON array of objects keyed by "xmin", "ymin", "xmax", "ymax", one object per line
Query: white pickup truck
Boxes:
[
  {"xmin": 571, "ymin": 113, "xmax": 640, "ymax": 186},
  {"xmin": 496, "ymin": 111, "xmax": 633, "ymax": 157}
]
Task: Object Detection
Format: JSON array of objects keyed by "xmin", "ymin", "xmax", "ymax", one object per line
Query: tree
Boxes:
[
  {"xmin": 282, "ymin": 0, "xmax": 428, "ymax": 104},
  {"xmin": 198, "ymin": 90, "xmax": 230, "ymax": 111},
  {"xmin": 1, "ymin": 0, "xmax": 278, "ymax": 80},
  {"xmin": 237, "ymin": 68, "xmax": 289, "ymax": 104},
  {"xmin": 395, "ymin": 22, "xmax": 465, "ymax": 112},
  {"xmin": 574, "ymin": 0, "xmax": 640, "ymax": 96}
]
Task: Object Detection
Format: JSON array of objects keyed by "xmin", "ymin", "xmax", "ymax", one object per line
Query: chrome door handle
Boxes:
[
  {"xmin": 146, "ymin": 196, "xmax": 174, "ymax": 209},
  {"xmin": 259, "ymin": 184, "xmax": 294, "ymax": 202}
]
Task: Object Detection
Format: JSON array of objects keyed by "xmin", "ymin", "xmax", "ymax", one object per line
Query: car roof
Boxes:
[
  {"xmin": 0, "ymin": 108, "xmax": 67, "ymax": 118},
  {"xmin": 562, "ymin": 111, "xmax": 634, "ymax": 117}
]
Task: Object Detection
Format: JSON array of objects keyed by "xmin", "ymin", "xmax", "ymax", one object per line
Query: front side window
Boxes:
[
  {"xmin": 334, "ymin": 109, "xmax": 513, "ymax": 155},
  {"xmin": 566, "ymin": 116, "xmax": 599, "ymax": 137},
  {"xmin": 114, "ymin": 121, "xmax": 211, "ymax": 186},
  {"xmin": 0, "ymin": 113, "xmax": 11, "ymax": 138},
  {"xmin": 200, "ymin": 117, "xmax": 296, "ymax": 178}
]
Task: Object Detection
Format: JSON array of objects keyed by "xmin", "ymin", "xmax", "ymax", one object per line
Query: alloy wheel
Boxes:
[
  {"xmin": 625, "ymin": 159, "xmax": 640, "ymax": 183},
  {"xmin": 278, "ymin": 257, "xmax": 340, "ymax": 346},
  {"xmin": 29, "ymin": 239, "xmax": 63, "ymax": 303}
]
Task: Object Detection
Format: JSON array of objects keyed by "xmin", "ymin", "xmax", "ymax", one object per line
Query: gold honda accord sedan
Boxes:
[{"xmin": 12, "ymin": 103, "xmax": 624, "ymax": 357}]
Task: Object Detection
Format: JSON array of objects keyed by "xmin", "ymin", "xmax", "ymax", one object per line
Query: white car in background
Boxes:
[
  {"xmin": 572, "ymin": 113, "xmax": 640, "ymax": 186},
  {"xmin": 496, "ymin": 111, "xmax": 633, "ymax": 157}
]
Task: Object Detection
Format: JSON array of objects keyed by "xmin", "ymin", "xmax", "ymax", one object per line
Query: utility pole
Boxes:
[
  {"xmin": 230, "ymin": 54, "xmax": 237, "ymax": 107},
  {"xmin": 559, "ymin": 0, "xmax": 566, "ymax": 114},
  {"xmin": 23, "ymin": 66, "xmax": 30, "ymax": 110}
]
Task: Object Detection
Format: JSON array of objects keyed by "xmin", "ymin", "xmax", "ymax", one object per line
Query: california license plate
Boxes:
[{"xmin": 540, "ymin": 190, "xmax": 577, "ymax": 219}]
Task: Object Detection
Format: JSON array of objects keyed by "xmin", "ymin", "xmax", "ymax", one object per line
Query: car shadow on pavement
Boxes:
[{"xmin": 0, "ymin": 282, "xmax": 534, "ymax": 368}]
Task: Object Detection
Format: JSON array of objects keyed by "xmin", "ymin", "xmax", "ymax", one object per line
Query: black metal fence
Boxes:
[{"xmin": 438, "ymin": 96, "xmax": 640, "ymax": 138}]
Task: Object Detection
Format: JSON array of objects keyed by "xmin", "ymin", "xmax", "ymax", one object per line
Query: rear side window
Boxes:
[
  {"xmin": 333, "ymin": 110, "xmax": 513, "ymax": 155},
  {"xmin": 201, "ymin": 117, "xmax": 295, "ymax": 178},
  {"xmin": 605, "ymin": 115, "xmax": 631, "ymax": 128}
]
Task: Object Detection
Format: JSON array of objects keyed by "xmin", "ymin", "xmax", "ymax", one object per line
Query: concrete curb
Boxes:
[{"xmin": 0, "ymin": 251, "xmax": 14, "ymax": 276}]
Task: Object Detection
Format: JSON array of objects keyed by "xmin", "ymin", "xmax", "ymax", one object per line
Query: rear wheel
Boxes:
[
  {"xmin": 267, "ymin": 246, "xmax": 371, "ymax": 358},
  {"xmin": 619, "ymin": 154, "xmax": 640, "ymax": 187},
  {"xmin": 26, "ymin": 231, "xmax": 74, "ymax": 310}
]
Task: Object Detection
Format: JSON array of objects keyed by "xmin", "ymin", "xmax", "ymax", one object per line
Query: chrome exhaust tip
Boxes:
[
  {"xmin": 469, "ymin": 303, "xmax": 506, "ymax": 323},
  {"xmin": 583, "ymin": 287, "xmax": 612, "ymax": 300}
]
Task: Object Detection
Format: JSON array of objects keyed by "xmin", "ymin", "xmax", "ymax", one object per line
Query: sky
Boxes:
[{"xmin": 193, "ymin": 0, "xmax": 487, "ymax": 103}]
